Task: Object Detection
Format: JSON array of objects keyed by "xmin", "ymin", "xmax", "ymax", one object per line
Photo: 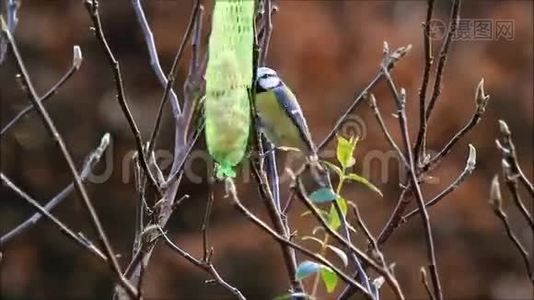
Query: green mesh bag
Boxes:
[{"xmin": 205, "ymin": 0, "xmax": 254, "ymax": 178}]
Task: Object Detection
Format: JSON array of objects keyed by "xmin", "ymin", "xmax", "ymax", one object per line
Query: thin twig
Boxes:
[
  {"xmin": 0, "ymin": 173, "xmax": 107, "ymax": 262},
  {"xmin": 250, "ymin": 162, "xmax": 304, "ymax": 296},
  {"xmin": 420, "ymin": 267, "xmax": 437, "ymax": 300},
  {"xmin": 202, "ymin": 188, "xmax": 214, "ymax": 262},
  {"xmin": 424, "ymin": 0, "xmax": 462, "ymax": 121},
  {"xmin": 84, "ymin": 0, "xmax": 162, "ymax": 199},
  {"xmin": 339, "ymin": 202, "xmax": 392, "ymax": 300},
  {"xmin": 147, "ymin": 0, "xmax": 201, "ymax": 153},
  {"xmin": 368, "ymin": 93, "xmax": 409, "ymax": 169},
  {"xmin": 502, "ymin": 160, "xmax": 534, "ymax": 231},
  {"xmin": 169, "ymin": 2, "xmax": 205, "ymax": 178},
  {"xmin": 225, "ymin": 178, "xmax": 372, "ymax": 299},
  {"xmin": 376, "ymin": 58, "xmax": 484, "ymax": 250},
  {"xmin": 0, "ymin": 0, "xmax": 19, "ymax": 64},
  {"xmin": 0, "ymin": 16, "xmax": 138, "ymax": 298},
  {"xmin": 422, "ymin": 79, "xmax": 488, "ymax": 173},
  {"xmin": 163, "ymin": 125, "xmax": 203, "ymax": 187},
  {"xmin": 317, "ymin": 45, "xmax": 412, "ymax": 151},
  {"xmin": 333, "ymin": 200, "xmax": 374, "ymax": 298},
  {"xmin": 131, "ymin": 0, "xmax": 180, "ymax": 117},
  {"xmin": 259, "ymin": 0, "xmax": 273, "ymax": 66},
  {"xmin": 1, "ymin": 133, "xmax": 111, "ymax": 245},
  {"xmin": 123, "ymin": 2, "xmax": 205, "ymax": 285},
  {"xmin": 159, "ymin": 228, "xmax": 246, "ymax": 300},
  {"xmin": 350, "ymin": 202, "xmax": 382, "ymax": 262},
  {"xmin": 1, "ymin": 46, "xmax": 82, "ymax": 136},
  {"xmin": 497, "ymin": 120, "xmax": 534, "ymax": 198},
  {"xmin": 264, "ymin": 141, "xmax": 281, "ymax": 211},
  {"xmin": 402, "ymin": 145, "xmax": 476, "ymax": 221},
  {"xmin": 376, "ymin": 187, "xmax": 410, "ymax": 247},
  {"xmin": 413, "ymin": 0, "xmax": 435, "ymax": 163},
  {"xmin": 381, "ymin": 59, "xmax": 441, "ymax": 300},
  {"xmin": 489, "ymin": 176, "xmax": 533, "ymax": 283}
]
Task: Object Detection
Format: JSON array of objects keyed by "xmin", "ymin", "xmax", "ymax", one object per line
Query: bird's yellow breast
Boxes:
[{"xmin": 255, "ymin": 90, "xmax": 308, "ymax": 152}]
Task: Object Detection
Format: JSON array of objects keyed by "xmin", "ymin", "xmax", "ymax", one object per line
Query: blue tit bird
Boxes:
[
  {"xmin": 255, "ymin": 67, "xmax": 317, "ymax": 158},
  {"xmin": 255, "ymin": 67, "xmax": 335, "ymax": 201}
]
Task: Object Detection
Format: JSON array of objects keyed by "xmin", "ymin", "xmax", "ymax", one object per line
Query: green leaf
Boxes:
[
  {"xmin": 337, "ymin": 197, "xmax": 348, "ymax": 215},
  {"xmin": 345, "ymin": 173, "xmax": 383, "ymax": 197},
  {"xmin": 327, "ymin": 197, "xmax": 348, "ymax": 231},
  {"xmin": 326, "ymin": 245, "xmax": 349, "ymax": 267},
  {"xmin": 320, "ymin": 266, "xmax": 338, "ymax": 293},
  {"xmin": 322, "ymin": 160, "xmax": 343, "ymax": 177},
  {"xmin": 309, "ymin": 187, "xmax": 337, "ymax": 203},
  {"xmin": 296, "ymin": 261, "xmax": 322, "ymax": 280},
  {"xmin": 336, "ymin": 136, "xmax": 356, "ymax": 169},
  {"xmin": 327, "ymin": 204, "xmax": 341, "ymax": 231}
]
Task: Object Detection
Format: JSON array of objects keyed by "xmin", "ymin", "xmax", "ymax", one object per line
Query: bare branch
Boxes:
[
  {"xmin": 1, "ymin": 45, "xmax": 83, "ymax": 136},
  {"xmin": 225, "ymin": 178, "xmax": 373, "ymax": 299},
  {"xmin": 250, "ymin": 162, "xmax": 304, "ymax": 295},
  {"xmin": 502, "ymin": 160, "xmax": 534, "ymax": 231},
  {"xmin": 0, "ymin": 173, "xmax": 106, "ymax": 262},
  {"xmin": 402, "ymin": 145, "xmax": 476, "ymax": 221},
  {"xmin": 368, "ymin": 93, "xmax": 409, "ymax": 169},
  {"xmin": 160, "ymin": 228, "xmax": 246, "ymax": 300},
  {"xmin": 131, "ymin": 0, "xmax": 180, "ymax": 116},
  {"xmin": 381, "ymin": 56, "xmax": 442, "ymax": 300},
  {"xmin": 1, "ymin": 133, "xmax": 111, "ymax": 245},
  {"xmin": 489, "ymin": 176, "xmax": 533, "ymax": 283},
  {"xmin": 420, "ymin": 267, "xmax": 436, "ymax": 300},
  {"xmin": 413, "ymin": 0, "xmax": 436, "ymax": 162},
  {"xmin": 147, "ymin": 0, "xmax": 202, "ymax": 153},
  {"xmin": 497, "ymin": 120, "xmax": 534, "ymax": 197},
  {"xmin": 83, "ymin": 0, "xmax": 162, "ymax": 197},
  {"xmin": 259, "ymin": 0, "xmax": 273, "ymax": 66},
  {"xmin": 425, "ymin": 0, "xmax": 462, "ymax": 121},
  {"xmin": 0, "ymin": 0, "xmax": 19, "ymax": 64},
  {"xmin": 318, "ymin": 44, "xmax": 412, "ymax": 151},
  {"xmin": 1, "ymin": 15, "xmax": 138, "ymax": 298},
  {"xmin": 376, "ymin": 187, "xmax": 410, "ymax": 247},
  {"xmin": 333, "ymin": 200, "xmax": 374, "ymax": 297},
  {"xmin": 202, "ymin": 188, "xmax": 214, "ymax": 262},
  {"xmin": 422, "ymin": 79, "xmax": 488, "ymax": 172}
]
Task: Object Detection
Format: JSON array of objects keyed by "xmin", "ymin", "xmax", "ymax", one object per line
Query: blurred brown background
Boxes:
[{"xmin": 0, "ymin": 1, "xmax": 532, "ymax": 299}]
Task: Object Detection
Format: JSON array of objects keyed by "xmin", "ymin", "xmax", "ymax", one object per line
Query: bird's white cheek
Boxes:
[{"xmin": 259, "ymin": 77, "xmax": 281, "ymax": 89}]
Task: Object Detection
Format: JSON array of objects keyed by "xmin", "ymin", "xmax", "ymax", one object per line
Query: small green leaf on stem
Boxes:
[
  {"xmin": 322, "ymin": 160, "xmax": 343, "ymax": 177},
  {"xmin": 346, "ymin": 173, "xmax": 383, "ymax": 197},
  {"xmin": 320, "ymin": 266, "xmax": 338, "ymax": 293},
  {"xmin": 296, "ymin": 261, "xmax": 322, "ymax": 280},
  {"xmin": 336, "ymin": 136, "xmax": 358, "ymax": 169},
  {"xmin": 309, "ymin": 187, "xmax": 337, "ymax": 203}
]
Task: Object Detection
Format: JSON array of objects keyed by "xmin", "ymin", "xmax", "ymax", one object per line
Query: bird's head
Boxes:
[{"xmin": 256, "ymin": 67, "xmax": 282, "ymax": 92}]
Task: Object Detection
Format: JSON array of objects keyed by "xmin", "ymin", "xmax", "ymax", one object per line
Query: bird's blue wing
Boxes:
[{"xmin": 273, "ymin": 84, "xmax": 317, "ymax": 154}]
